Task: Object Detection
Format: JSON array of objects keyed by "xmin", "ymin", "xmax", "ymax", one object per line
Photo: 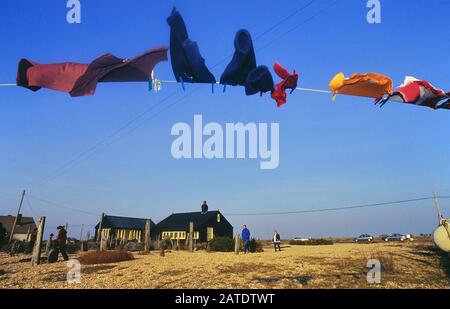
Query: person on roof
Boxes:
[{"xmin": 241, "ymin": 225, "xmax": 251, "ymax": 254}]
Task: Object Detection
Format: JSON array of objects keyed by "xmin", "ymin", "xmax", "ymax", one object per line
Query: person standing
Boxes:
[
  {"xmin": 241, "ymin": 225, "xmax": 251, "ymax": 254},
  {"xmin": 273, "ymin": 230, "xmax": 281, "ymax": 252},
  {"xmin": 56, "ymin": 226, "xmax": 69, "ymax": 261}
]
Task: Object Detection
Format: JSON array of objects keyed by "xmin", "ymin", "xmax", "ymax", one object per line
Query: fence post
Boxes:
[
  {"xmin": 45, "ymin": 234, "xmax": 53, "ymax": 256},
  {"xmin": 100, "ymin": 233, "xmax": 106, "ymax": 251},
  {"xmin": 96, "ymin": 213, "xmax": 104, "ymax": 243},
  {"xmin": 144, "ymin": 219, "xmax": 151, "ymax": 252},
  {"xmin": 189, "ymin": 222, "xmax": 194, "ymax": 252},
  {"xmin": 79, "ymin": 224, "xmax": 85, "ymax": 252},
  {"xmin": 234, "ymin": 233, "xmax": 240, "ymax": 255},
  {"xmin": 31, "ymin": 216, "xmax": 45, "ymax": 266}
]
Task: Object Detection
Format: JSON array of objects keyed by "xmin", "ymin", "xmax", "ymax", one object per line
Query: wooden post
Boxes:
[
  {"xmin": 80, "ymin": 224, "xmax": 84, "ymax": 241},
  {"xmin": 9, "ymin": 190, "xmax": 26, "ymax": 243},
  {"xmin": 234, "ymin": 233, "xmax": 240, "ymax": 255},
  {"xmin": 100, "ymin": 228, "xmax": 107, "ymax": 251},
  {"xmin": 144, "ymin": 219, "xmax": 151, "ymax": 252},
  {"xmin": 434, "ymin": 192, "xmax": 444, "ymax": 224},
  {"xmin": 31, "ymin": 216, "xmax": 45, "ymax": 266},
  {"xmin": 97, "ymin": 213, "xmax": 105, "ymax": 242},
  {"xmin": 189, "ymin": 222, "xmax": 194, "ymax": 252},
  {"xmin": 79, "ymin": 224, "xmax": 84, "ymax": 252},
  {"xmin": 45, "ymin": 234, "xmax": 53, "ymax": 256},
  {"xmin": 25, "ymin": 225, "xmax": 31, "ymax": 243}
]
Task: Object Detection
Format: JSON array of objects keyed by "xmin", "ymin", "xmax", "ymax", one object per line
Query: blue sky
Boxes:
[{"xmin": 1, "ymin": 0, "xmax": 450, "ymax": 239}]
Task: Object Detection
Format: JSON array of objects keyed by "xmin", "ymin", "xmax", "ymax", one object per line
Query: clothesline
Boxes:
[
  {"xmin": 157, "ymin": 79, "xmax": 332, "ymax": 94},
  {"xmin": 0, "ymin": 81, "xmax": 333, "ymax": 94}
]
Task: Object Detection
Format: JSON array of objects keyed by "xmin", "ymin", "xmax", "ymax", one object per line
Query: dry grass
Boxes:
[
  {"xmin": 77, "ymin": 250, "xmax": 134, "ymax": 265},
  {"xmin": 0, "ymin": 239, "xmax": 449, "ymax": 289},
  {"xmin": 367, "ymin": 251, "xmax": 395, "ymax": 272}
]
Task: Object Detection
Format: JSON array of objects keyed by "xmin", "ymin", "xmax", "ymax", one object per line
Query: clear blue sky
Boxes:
[{"xmin": 1, "ymin": 0, "xmax": 450, "ymax": 239}]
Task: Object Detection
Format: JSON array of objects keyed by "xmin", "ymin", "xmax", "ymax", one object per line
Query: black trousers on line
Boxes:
[{"xmin": 274, "ymin": 242, "xmax": 281, "ymax": 251}]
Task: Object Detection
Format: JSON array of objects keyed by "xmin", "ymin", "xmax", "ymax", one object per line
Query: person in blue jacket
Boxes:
[{"xmin": 241, "ymin": 225, "xmax": 251, "ymax": 253}]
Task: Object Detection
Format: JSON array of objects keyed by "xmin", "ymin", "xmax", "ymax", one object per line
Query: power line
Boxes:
[
  {"xmin": 253, "ymin": 0, "xmax": 316, "ymax": 41},
  {"xmin": 224, "ymin": 196, "xmax": 450, "ymax": 216},
  {"xmin": 256, "ymin": 0, "xmax": 340, "ymax": 53},
  {"xmin": 52, "ymin": 87, "xmax": 204, "ymax": 174},
  {"xmin": 24, "ymin": 194, "xmax": 450, "ymax": 219},
  {"xmin": 43, "ymin": 89, "xmax": 181, "ymax": 180},
  {"xmin": 24, "ymin": 195, "xmax": 38, "ymax": 219},
  {"xmin": 28, "ymin": 194, "xmax": 99, "ymax": 217}
]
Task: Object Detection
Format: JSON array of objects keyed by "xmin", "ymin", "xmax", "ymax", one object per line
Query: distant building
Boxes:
[
  {"xmin": 94, "ymin": 215, "xmax": 156, "ymax": 244},
  {"xmin": 0, "ymin": 215, "xmax": 37, "ymax": 241},
  {"xmin": 155, "ymin": 203, "xmax": 233, "ymax": 242}
]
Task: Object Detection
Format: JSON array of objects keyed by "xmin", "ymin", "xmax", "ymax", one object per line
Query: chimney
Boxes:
[{"xmin": 201, "ymin": 201, "xmax": 208, "ymax": 214}]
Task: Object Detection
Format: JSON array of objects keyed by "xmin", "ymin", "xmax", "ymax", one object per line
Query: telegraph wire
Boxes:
[
  {"xmin": 28, "ymin": 194, "xmax": 99, "ymax": 217},
  {"xmin": 256, "ymin": 0, "xmax": 340, "ymax": 53},
  {"xmin": 224, "ymin": 196, "xmax": 450, "ymax": 216},
  {"xmin": 23, "ymin": 193, "xmax": 450, "ymax": 217}
]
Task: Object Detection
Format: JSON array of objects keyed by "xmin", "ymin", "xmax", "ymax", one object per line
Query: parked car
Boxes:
[
  {"xmin": 292, "ymin": 237, "xmax": 311, "ymax": 242},
  {"xmin": 384, "ymin": 234, "xmax": 406, "ymax": 242},
  {"xmin": 405, "ymin": 234, "xmax": 414, "ymax": 241},
  {"xmin": 353, "ymin": 234, "xmax": 374, "ymax": 243}
]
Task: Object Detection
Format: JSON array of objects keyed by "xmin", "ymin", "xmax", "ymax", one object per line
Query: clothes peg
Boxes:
[{"xmin": 150, "ymin": 70, "xmax": 161, "ymax": 93}]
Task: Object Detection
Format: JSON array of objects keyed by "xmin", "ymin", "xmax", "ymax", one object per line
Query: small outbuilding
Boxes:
[
  {"xmin": 94, "ymin": 215, "xmax": 156, "ymax": 245},
  {"xmin": 0, "ymin": 215, "xmax": 37, "ymax": 241}
]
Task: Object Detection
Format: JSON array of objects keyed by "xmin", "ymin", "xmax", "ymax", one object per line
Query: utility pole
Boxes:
[
  {"xmin": 9, "ymin": 190, "xmax": 26, "ymax": 243},
  {"xmin": 434, "ymin": 192, "xmax": 443, "ymax": 224}
]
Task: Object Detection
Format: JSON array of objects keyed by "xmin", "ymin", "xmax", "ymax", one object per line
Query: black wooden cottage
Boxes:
[
  {"xmin": 155, "ymin": 207, "xmax": 233, "ymax": 243},
  {"xmin": 94, "ymin": 215, "xmax": 156, "ymax": 244}
]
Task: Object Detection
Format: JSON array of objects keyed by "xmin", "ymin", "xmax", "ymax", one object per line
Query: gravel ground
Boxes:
[{"xmin": 0, "ymin": 241, "xmax": 449, "ymax": 289}]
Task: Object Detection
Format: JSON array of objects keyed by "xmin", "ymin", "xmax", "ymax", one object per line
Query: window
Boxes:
[
  {"xmin": 162, "ymin": 231, "xmax": 188, "ymax": 240},
  {"xmin": 217, "ymin": 213, "xmax": 221, "ymax": 223},
  {"xmin": 207, "ymin": 227, "xmax": 214, "ymax": 241}
]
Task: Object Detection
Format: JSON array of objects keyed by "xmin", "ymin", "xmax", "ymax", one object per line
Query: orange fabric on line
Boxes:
[{"xmin": 329, "ymin": 72, "xmax": 393, "ymax": 99}]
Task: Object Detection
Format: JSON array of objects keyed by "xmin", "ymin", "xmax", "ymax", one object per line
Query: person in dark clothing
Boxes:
[
  {"xmin": 273, "ymin": 230, "xmax": 281, "ymax": 252},
  {"xmin": 56, "ymin": 226, "xmax": 69, "ymax": 261},
  {"xmin": 241, "ymin": 225, "xmax": 251, "ymax": 254}
]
